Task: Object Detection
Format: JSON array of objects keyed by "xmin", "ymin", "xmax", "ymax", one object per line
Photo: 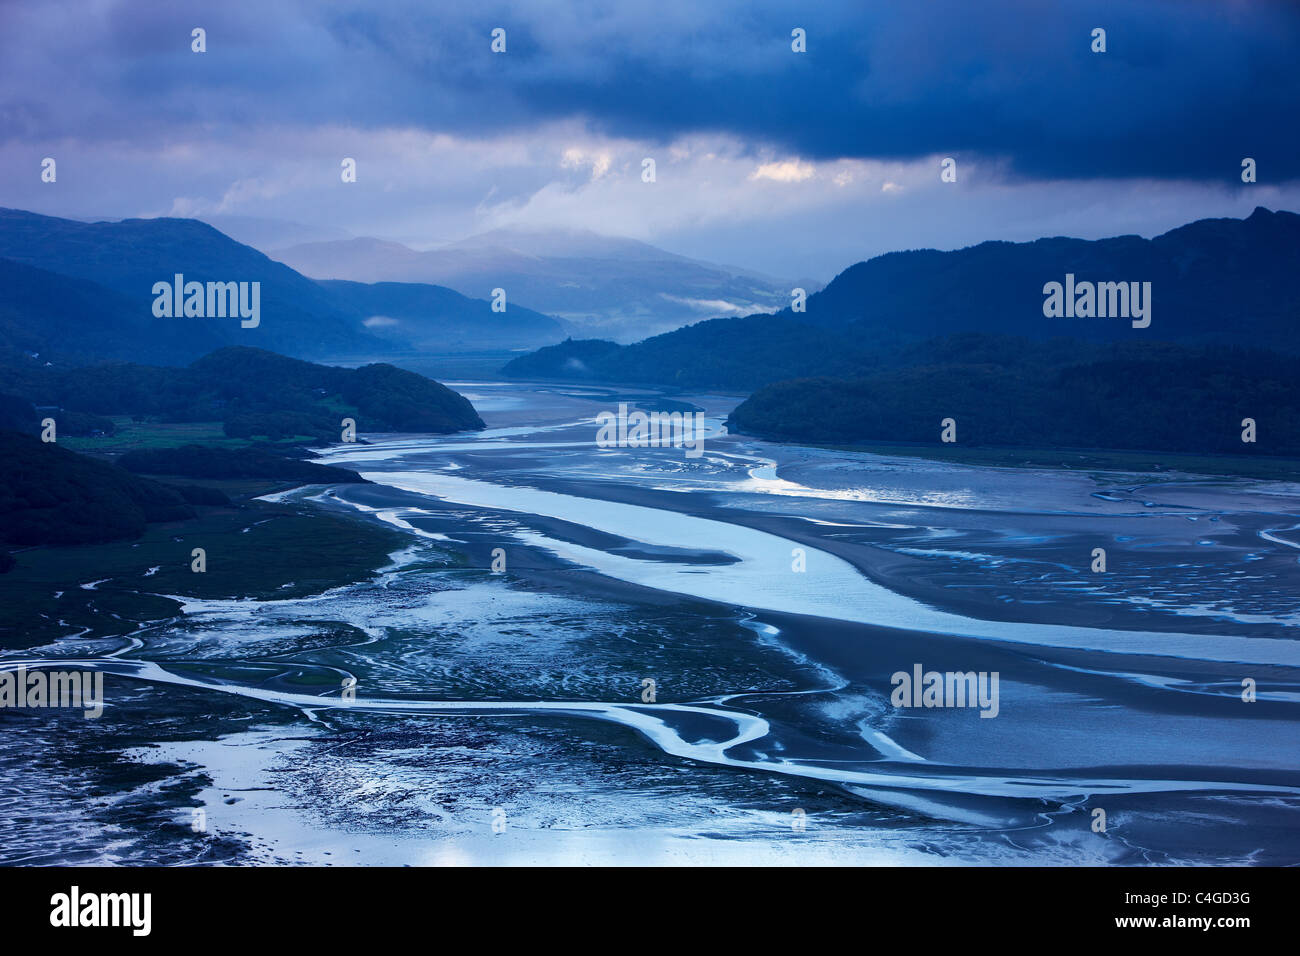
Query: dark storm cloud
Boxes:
[
  {"xmin": 1, "ymin": 0, "xmax": 1296, "ymax": 181},
  {"xmin": 495, "ymin": 0, "xmax": 1300, "ymax": 181}
]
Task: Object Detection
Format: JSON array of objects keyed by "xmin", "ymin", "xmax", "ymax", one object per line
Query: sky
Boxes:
[{"xmin": 1, "ymin": 0, "xmax": 1297, "ymax": 281}]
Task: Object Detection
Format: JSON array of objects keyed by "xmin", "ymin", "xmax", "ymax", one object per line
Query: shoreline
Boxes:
[
  {"xmin": 753, "ymin": 436, "xmax": 1300, "ymax": 483},
  {"xmin": 496, "ymin": 377, "xmax": 1300, "ymax": 482}
]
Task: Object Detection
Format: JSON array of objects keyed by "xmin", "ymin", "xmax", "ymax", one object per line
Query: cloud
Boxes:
[
  {"xmin": 658, "ymin": 294, "xmax": 751, "ymax": 314},
  {"xmin": 750, "ymin": 160, "xmax": 815, "ymax": 183},
  {"xmin": 0, "ymin": 0, "xmax": 1298, "ymax": 281},
  {"xmin": 1, "ymin": 0, "xmax": 1295, "ymax": 181},
  {"xmin": 561, "ymin": 147, "xmax": 613, "ymax": 181}
]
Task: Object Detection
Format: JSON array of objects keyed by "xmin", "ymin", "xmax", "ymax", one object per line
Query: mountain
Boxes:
[
  {"xmin": 0, "ymin": 256, "xmax": 230, "ymax": 366},
  {"xmin": 0, "ymin": 207, "xmax": 383, "ymax": 361},
  {"xmin": 272, "ymin": 227, "xmax": 806, "ymax": 341},
  {"xmin": 197, "ymin": 215, "xmax": 352, "ymax": 250},
  {"xmin": 503, "ymin": 208, "xmax": 1300, "ymax": 389},
  {"xmin": 0, "ymin": 208, "xmax": 569, "ymax": 364},
  {"xmin": 319, "ymin": 279, "xmax": 565, "ymax": 351},
  {"xmin": 796, "ymin": 206, "xmax": 1300, "ymax": 350}
]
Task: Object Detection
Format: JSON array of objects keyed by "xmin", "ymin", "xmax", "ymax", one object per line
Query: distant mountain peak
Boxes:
[{"xmin": 272, "ymin": 227, "xmax": 801, "ymax": 341}]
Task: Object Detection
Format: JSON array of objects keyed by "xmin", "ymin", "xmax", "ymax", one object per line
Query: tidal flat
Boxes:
[{"xmin": 3, "ymin": 382, "xmax": 1298, "ymax": 865}]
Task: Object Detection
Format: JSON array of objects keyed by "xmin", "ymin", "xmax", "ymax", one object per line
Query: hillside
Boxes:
[
  {"xmin": 0, "ymin": 208, "xmax": 383, "ymax": 360},
  {"xmin": 0, "ymin": 431, "xmax": 199, "ymax": 549},
  {"xmin": 2, "ymin": 346, "xmax": 485, "ymax": 442},
  {"xmin": 727, "ymin": 341, "xmax": 1300, "ymax": 458},
  {"xmin": 503, "ymin": 208, "xmax": 1300, "ymax": 390},
  {"xmin": 795, "ymin": 207, "xmax": 1300, "ymax": 351},
  {"xmin": 0, "ymin": 257, "xmax": 230, "ymax": 366},
  {"xmin": 319, "ymin": 279, "xmax": 565, "ymax": 351},
  {"xmin": 0, "ymin": 208, "xmax": 568, "ymax": 366}
]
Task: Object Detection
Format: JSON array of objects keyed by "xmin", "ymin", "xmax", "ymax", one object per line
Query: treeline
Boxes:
[
  {"xmin": 118, "ymin": 445, "xmax": 368, "ymax": 483},
  {"xmin": 0, "ymin": 431, "xmax": 232, "ymax": 553},
  {"xmin": 502, "ymin": 325, "xmax": 1107, "ymax": 391},
  {"xmin": 0, "ymin": 393, "xmax": 116, "ymax": 437},
  {"xmin": 728, "ymin": 343, "xmax": 1300, "ymax": 456},
  {"xmin": 0, "ymin": 425, "xmax": 369, "ymax": 572},
  {"xmin": 0, "ymin": 346, "xmax": 484, "ymax": 441},
  {"xmin": 501, "ymin": 319, "xmax": 881, "ymax": 389}
]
